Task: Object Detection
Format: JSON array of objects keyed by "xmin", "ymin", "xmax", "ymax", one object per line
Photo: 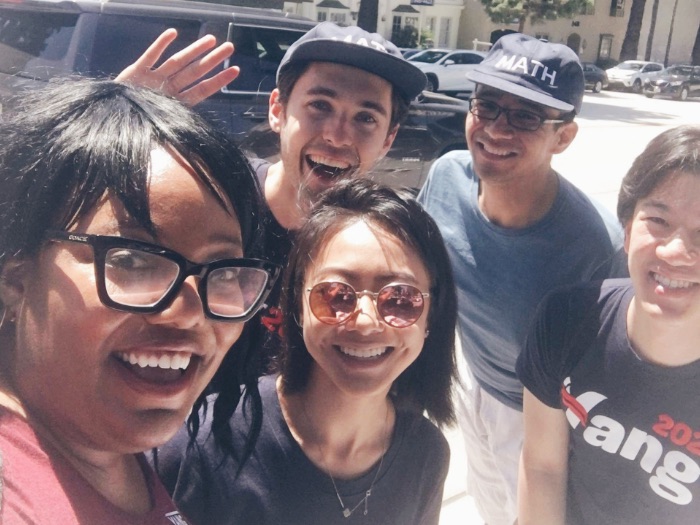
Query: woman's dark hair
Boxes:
[
  {"xmin": 617, "ymin": 125, "xmax": 700, "ymax": 225},
  {"xmin": 277, "ymin": 60, "xmax": 410, "ymax": 131},
  {"xmin": 0, "ymin": 78, "xmax": 264, "ymax": 463},
  {"xmin": 278, "ymin": 178, "xmax": 457, "ymax": 426}
]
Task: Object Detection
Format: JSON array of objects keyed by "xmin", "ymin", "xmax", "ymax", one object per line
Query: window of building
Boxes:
[
  {"xmin": 598, "ymin": 34, "xmax": 613, "ymax": 59},
  {"xmin": 391, "ymin": 15, "xmax": 401, "ymax": 41},
  {"xmin": 330, "ymin": 12, "xmax": 346, "ymax": 24},
  {"xmin": 609, "ymin": 0, "xmax": 624, "ymax": 17},
  {"xmin": 535, "ymin": 33, "xmax": 549, "ymax": 41},
  {"xmin": 317, "ymin": 12, "xmax": 328, "ymax": 21}
]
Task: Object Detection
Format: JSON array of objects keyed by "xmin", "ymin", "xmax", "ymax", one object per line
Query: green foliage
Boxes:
[
  {"xmin": 393, "ymin": 26, "xmax": 419, "ymax": 48},
  {"xmin": 480, "ymin": 0, "xmax": 593, "ymax": 27}
]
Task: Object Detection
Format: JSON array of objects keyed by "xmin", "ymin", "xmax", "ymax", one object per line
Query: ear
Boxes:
[
  {"xmin": 0, "ymin": 258, "xmax": 30, "ymax": 311},
  {"xmin": 551, "ymin": 121, "xmax": 578, "ymax": 155},
  {"xmin": 378, "ymin": 125, "xmax": 399, "ymax": 159},
  {"xmin": 269, "ymin": 89, "xmax": 284, "ymax": 134}
]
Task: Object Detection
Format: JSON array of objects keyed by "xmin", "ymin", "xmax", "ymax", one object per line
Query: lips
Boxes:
[{"xmin": 476, "ymin": 139, "xmax": 517, "ymax": 159}]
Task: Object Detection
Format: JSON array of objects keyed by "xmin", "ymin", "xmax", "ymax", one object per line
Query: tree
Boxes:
[
  {"xmin": 644, "ymin": 0, "xmax": 660, "ymax": 61},
  {"xmin": 619, "ymin": 0, "xmax": 647, "ymax": 61},
  {"xmin": 479, "ymin": 0, "xmax": 594, "ymax": 34},
  {"xmin": 692, "ymin": 21, "xmax": 700, "ymax": 65},
  {"xmin": 664, "ymin": 0, "xmax": 680, "ymax": 66},
  {"xmin": 357, "ymin": 0, "xmax": 379, "ymax": 33}
]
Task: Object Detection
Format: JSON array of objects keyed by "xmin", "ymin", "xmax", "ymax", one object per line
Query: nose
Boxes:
[
  {"xmin": 483, "ymin": 110, "xmax": 515, "ymax": 138},
  {"xmin": 145, "ymin": 276, "xmax": 205, "ymax": 329},
  {"xmin": 344, "ymin": 294, "xmax": 384, "ymax": 335},
  {"xmin": 322, "ymin": 113, "xmax": 353, "ymax": 148},
  {"xmin": 656, "ymin": 232, "xmax": 698, "ymax": 266}
]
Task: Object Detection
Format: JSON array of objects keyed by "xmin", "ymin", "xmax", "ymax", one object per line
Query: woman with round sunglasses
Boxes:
[
  {"xmin": 157, "ymin": 178, "xmax": 458, "ymax": 524},
  {"xmin": 0, "ymin": 78, "xmax": 278, "ymax": 523}
]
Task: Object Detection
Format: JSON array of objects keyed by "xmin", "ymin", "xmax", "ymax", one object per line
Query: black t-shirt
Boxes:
[
  {"xmin": 157, "ymin": 375, "xmax": 450, "ymax": 525},
  {"xmin": 518, "ymin": 279, "xmax": 700, "ymax": 525}
]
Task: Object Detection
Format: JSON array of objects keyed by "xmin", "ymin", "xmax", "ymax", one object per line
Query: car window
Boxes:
[
  {"xmin": 649, "ymin": 64, "xmax": 663, "ymax": 72},
  {"xmin": 409, "ymin": 50, "xmax": 448, "ymax": 64},
  {"xmin": 89, "ymin": 15, "xmax": 200, "ymax": 77},
  {"xmin": 224, "ymin": 25, "xmax": 307, "ymax": 94},
  {"xmin": 618, "ymin": 62, "xmax": 643, "ymax": 71},
  {"xmin": 0, "ymin": 9, "xmax": 78, "ymax": 80}
]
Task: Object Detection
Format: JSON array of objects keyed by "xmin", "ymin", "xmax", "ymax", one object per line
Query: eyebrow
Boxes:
[
  {"xmin": 640, "ymin": 199, "xmax": 670, "ymax": 212},
  {"xmin": 306, "ymin": 86, "xmax": 389, "ymax": 117}
]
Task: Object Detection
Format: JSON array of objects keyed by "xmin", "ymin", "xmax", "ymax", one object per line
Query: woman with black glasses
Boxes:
[
  {"xmin": 158, "ymin": 178, "xmax": 458, "ymax": 524},
  {"xmin": 0, "ymin": 78, "xmax": 277, "ymax": 524}
]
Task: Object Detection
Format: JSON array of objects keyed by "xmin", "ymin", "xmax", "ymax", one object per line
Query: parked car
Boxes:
[
  {"xmin": 0, "ymin": 0, "xmax": 468, "ymax": 191},
  {"xmin": 408, "ymin": 48, "xmax": 486, "ymax": 96},
  {"xmin": 605, "ymin": 60, "xmax": 664, "ymax": 93},
  {"xmin": 399, "ymin": 48, "xmax": 424, "ymax": 59},
  {"xmin": 643, "ymin": 65, "xmax": 700, "ymax": 101},
  {"xmin": 581, "ymin": 62, "xmax": 608, "ymax": 93}
]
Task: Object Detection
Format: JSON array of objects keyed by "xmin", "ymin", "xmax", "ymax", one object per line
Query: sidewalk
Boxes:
[{"xmin": 439, "ymin": 425, "xmax": 485, "ymax": 525}]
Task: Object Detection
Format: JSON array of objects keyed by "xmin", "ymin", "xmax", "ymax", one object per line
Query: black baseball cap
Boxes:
[
  {"xmin": 277, "ymin": 22, "xmax": 427, "ymax": 103},
  {"xmin": 468, "ymin": 33, "xmax": 584, "ymax": 114}
]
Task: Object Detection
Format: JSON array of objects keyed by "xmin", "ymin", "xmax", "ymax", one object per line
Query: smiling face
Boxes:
[
  {"xmin": 300, "ymin": 220, "xmax": 431, "ymax": 399},
  {"xmin": 269, "ymin": 62, "xmax": 397, "ymax": 218},
  {"xmin": 3, "ymin": 147, "xmax": 245, "ymax": 454},
  {"xmin": 625, "ymin": 170, "xmax": 700, "ymax": 322},
  {"xmin": 466, "ymin": 85, "xmax": 577, "ymax": 185}
]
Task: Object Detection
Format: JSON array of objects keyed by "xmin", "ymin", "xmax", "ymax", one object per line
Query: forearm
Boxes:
[{"xmin": 518, "ymin": 459, "xmax": 567, "ymax": 525}]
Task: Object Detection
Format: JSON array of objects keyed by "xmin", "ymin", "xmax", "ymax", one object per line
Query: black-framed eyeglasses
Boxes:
[
  {"xmin": 46, "ymin": 230, "xmax": 280, "ymax": 322},
  {"xmin": 306, "ymin": 281, "xmax": 430, "ymax": 328},
  {"xmin": 468, "ymin": 98, "xmax": 566, "ymax": 131}
]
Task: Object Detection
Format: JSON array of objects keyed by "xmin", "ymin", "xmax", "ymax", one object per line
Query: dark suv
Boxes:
[
  {"xmin": 643, "ymin": 65, "xmax": 700, "ymax": 101},
  {"xmin": 0, "ymin": 0, "xmax": 468, "ymax": 189}
]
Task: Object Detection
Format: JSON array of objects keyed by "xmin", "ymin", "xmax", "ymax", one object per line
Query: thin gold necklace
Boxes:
[{"xmin": 302, "ymin": 400, "xmax": 390, "ymax": 518}]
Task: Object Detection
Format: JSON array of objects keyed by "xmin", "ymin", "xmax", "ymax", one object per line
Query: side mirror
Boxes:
[{"xmin": 444, "ymin": 59, "xmax": 455, "ymax": 66}]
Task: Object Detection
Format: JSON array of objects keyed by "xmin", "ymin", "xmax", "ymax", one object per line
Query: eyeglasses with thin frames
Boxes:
[
  {"xmin": 468, "ymin": 98, "xmax": 567, "ymax": 131},
  {"xmin": 306, "ymin": 281, "xmax": 430, "ymax": 328},
  {"xmin": 46, "ymin": 230, "xmax": 280, "ymax": 322}
]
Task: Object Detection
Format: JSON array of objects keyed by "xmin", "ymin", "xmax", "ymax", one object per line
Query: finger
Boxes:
[
  {"xmin": 152, "ymin": 34, "xmax": 218, "ymax": 80},
  {"xmin": 165, "ymin": 42, "xmax": 235, "ymax": 95},
  {"xmin": 179, "ymin": 67, "xmax": 240, "ymax": 106},
  {"xmin": 132, "ymin": 28, "xmax": 179, "ymax": 70}
]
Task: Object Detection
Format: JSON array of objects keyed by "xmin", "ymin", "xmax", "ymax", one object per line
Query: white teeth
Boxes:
[
  {"xmin": 338, "ymin": 346, "xmax": 388, "ymax": 358},
  {"xmin": 653, "ymin": 273, "xmax": 696, "ymax": 289},
  {"xmin": 482, "ymin": 142, "xmax": 515, "ymax": 157},
  {"xmin": 117, "ymin": 352, "xmax": 191, "ymax": 370},
  {"xmin": 308, "ymin": 155, "xmax": 350, "ymax": 169}
]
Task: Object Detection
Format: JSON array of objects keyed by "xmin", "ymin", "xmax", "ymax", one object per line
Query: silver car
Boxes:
[{"xmin": 409, "ymin": 48, "xmax": 486, "ymax": 97}]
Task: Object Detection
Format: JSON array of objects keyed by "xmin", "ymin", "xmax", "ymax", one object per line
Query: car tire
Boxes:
[
  {"xmin": 593, "ymin": 80, "xmax": 603, "ymax": 93},
  {"xmin": 678, "ymin": 86, "xmax": 689, "ymax": 101},
  {"xmin": 645, "ymin": 93, "xmax": 655, "ymax": 99},
  {"xmin": 426, "ymin": 75, "xmax": 438, "ymax": 92},
  {"xmin": 632, "ymin": 79, "xmax": 642, "ymax": 93}
]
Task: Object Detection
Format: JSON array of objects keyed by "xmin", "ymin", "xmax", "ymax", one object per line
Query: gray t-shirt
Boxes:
[{"xmin": 418, "ymin": 150, "xmax": 624, "ymax": 409}]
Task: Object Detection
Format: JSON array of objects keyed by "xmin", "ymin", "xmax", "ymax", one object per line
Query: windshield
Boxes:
[
  {"xmin": 410, "ymin": 50, "xmax": 449, "ymax": 64},
  {"xmin": 663, "ymin": 66, "xmax": 692, "ymax": 76},
  {"xmin": 617, "ymin": 62, "xmax": 644, "ymax": 71}
]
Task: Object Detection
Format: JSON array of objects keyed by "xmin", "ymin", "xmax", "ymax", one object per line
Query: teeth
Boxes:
[
  {"xmin": 307, "ymin": 155, "xmax": 351, "ymax": 169},
  {"xmin": 338, "ymin": 346, "xmax": 388, "ymax": 358},
  {"xmin": 653, "ymin": 273, "xmax": 696, "ymax": 289},
  {"xmin": 482, "ymin": 142, "xmax": 515, "ymax": 156},
  {"xmin": 117, "ymin": 352, "xmax": 191, "ymax": 370}
]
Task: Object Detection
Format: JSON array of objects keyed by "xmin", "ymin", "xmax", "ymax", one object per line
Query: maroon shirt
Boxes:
[{"xmin": 0, "ymin": 408, "xmax": 190, "ymax": 525}]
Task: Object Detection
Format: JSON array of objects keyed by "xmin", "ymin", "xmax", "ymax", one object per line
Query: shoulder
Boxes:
[
  {"xmin": 419, "ymin": 150, "xmax": 476, "ymax": 207},
  {"xmin": 395, "ymin": 410, "xmax": 450, "ymax": 465},
  {"xmin": 248, "ymin": 157, "xmax": 271, "ymax": 186}
]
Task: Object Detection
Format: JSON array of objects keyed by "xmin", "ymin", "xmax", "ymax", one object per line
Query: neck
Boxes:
[
  {"xmin": 627, "ymin": 299, "xmax": 700, "ymax": 366},
  {"xmin": 277, "ymin": 376, "xmax": 394, "ymax": 479},
  {"xmin": 265, "ymin": 161, "xmax": 305, "ymax": 230},
  {"xmin": 478, "ymin": 168, "xmax": 559, "ymax": 229}
]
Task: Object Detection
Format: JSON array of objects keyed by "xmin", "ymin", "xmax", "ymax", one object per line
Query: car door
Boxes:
[
  {"xmin": 439, "ymin": 52, "xmax": 482, "ymax": 92},
  {"xmin": 692, "ymin": 67, "xmax": 700, "ymax": 97}
]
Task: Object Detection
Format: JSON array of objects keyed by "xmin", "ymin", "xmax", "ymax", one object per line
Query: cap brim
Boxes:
[
  {"xmin": 283, "ymin": 40, "xmax": 426, "ymax": 101},
  {"xmin": 467, "ymin": 70, "xmax": 575, "ymax": 113}
]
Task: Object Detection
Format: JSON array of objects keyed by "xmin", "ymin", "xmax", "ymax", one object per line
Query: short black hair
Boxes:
[
  {"xmin": 278, "ymin": 178, "xmax": 457, "ymax": 426},
  {"xmin": 617, "ymin": 125, "xmax": 700, "ymax": 226}
]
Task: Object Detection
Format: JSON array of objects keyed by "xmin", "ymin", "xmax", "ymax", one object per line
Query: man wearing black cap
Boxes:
[{"xmin": 418, "ymin": 34, "xmax": 624, "ymax": 525}]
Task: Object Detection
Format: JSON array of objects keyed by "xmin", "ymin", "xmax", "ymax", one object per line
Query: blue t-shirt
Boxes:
[{"xmin": 418, "ymin": 150, "xmax": 624, "ymax": 409}]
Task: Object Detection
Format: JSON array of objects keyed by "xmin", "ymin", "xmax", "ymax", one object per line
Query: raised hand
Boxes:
[{"xmin": 116, "ymin": 28, "xmax": 240, "ymax": 106}]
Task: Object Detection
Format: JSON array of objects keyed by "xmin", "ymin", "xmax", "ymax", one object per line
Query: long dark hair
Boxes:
[{"xmin": 278, "ymin": 179, "xmax": 457, "ymax": 426}]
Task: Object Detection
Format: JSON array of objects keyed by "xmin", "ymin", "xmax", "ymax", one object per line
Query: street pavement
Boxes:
[{"xmin": 437, "ymin": 91, "xmax": 700, "ymax": 525}]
